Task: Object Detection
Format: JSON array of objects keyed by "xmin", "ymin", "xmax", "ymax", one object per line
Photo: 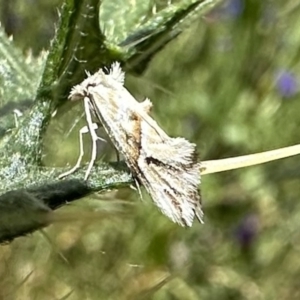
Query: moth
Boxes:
[{"xmin": 60, "ymin": 62, "xmax": 203, "ymax": 227}]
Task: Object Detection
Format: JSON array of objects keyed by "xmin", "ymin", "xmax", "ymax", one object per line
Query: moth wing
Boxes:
[
  {"xmin": 114, "ymin": 87, "xmax": 202, "ymax": 225},
  {"xmin": 137, "ymin": 120, "xmax": 202, "ymax": 226},
  {"xmin": 138, "ymin": 154, "xmax": 202, "ymax": 226},
  {"xmin": 111, "ymin": 86, "xmax": 169, "ymax": 139},
  {"xmin": 81, "ymin": 67, "xmax": 202, "ymax": 226},
  {"xmin": 88, "ymin": 83, "xmax": 142, "ymax": 169}
]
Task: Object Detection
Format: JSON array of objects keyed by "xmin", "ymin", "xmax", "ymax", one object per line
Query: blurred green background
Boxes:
[{"xmin": 1, "ymin": 0, "xmax": 300, "ymax": 299}]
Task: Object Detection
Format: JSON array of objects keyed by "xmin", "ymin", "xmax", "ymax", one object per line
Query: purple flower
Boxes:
[
  {"xmin": 224, "ymin": 0, "xmax": 245, "ymax": 18},
  {"xmin": 276, "ymin": 71, "xmax": 298, "ymax": 98},
  {"xmin": 206, "ymin": 0, "xmax": 244, "ymax": 22},
  {"xmin": 234, "ymin": 214, "xmax": 259, "ymax": 248}
]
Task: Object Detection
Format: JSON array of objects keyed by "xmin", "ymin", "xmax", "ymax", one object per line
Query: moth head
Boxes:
[
  {"xmin": 68, "ymin": 62, "xmax": 124, "ymax": 101},
  {"xmin": 68, "ymin": 70, "xmax": 106, "ymax": 101},
  {"xmin": 69, "ymin": 85, "xmax": 86, "ymax": 101}
]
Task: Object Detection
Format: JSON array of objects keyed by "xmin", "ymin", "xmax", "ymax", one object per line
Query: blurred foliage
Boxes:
[{"xmin": 1, "ymin": 0, "xmax": 300, "ymax": 299}]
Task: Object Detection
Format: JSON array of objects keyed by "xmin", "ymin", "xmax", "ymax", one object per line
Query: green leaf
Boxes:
[{"xmin": 0, "ymin": 26, "xmax": 44, "ymax": 104}]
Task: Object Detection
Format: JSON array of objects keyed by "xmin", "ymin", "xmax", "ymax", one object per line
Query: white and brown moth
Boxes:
[
  {"xmin": 59, "ymin": 62, "xmax": 300, "ymax": 227},
  {"xmin": 60, "ymin": 62, "xmax": 203, "ymax": 227}
]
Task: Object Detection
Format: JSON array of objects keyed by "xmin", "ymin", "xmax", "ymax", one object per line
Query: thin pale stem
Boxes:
[{"xmin": 201, "ymin": 144, "xmax": 300, "ymax": 175}]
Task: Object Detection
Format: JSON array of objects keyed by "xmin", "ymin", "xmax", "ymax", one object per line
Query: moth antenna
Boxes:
[
  {"xmin": 201, "ymin": 144, "xmax": 300, "ymax": 175},
  {"xmin": 65, "ymin": 111, "xmax": 85, "ymax": 137}
]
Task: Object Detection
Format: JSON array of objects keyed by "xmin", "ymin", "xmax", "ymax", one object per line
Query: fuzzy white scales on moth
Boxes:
[{"xmin": 59, "ymin": 62, "xmax": 203, "ymax": 227}]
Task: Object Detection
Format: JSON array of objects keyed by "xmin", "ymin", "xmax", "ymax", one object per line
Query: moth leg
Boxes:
[
  {"xmin": 131, "ymin": 178, "xmax": 144, "ymax": 202},
  {"xmin": 84, "ymin": 97, "xmax": 103, "ymax": 180},
  {"xmin": 115, "ymin": 149, "xmax": 120, "ymax": 162},
  {"xmin": 58, "ymin": 124, "xmax": 97, "ymax": 179},
  {"xmin": 13, "ymin": 109, "xmax": 23, "ymax": 128}
]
